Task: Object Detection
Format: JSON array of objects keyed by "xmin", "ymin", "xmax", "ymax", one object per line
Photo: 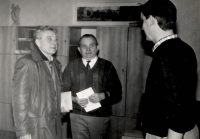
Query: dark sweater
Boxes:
[
  {"xmin": 62, "ymin": 58, "xmax": 122, "ymax": 117},
  {"xmin": 141, "ymin": 38, "xmax": 197, "ymax": 137}
]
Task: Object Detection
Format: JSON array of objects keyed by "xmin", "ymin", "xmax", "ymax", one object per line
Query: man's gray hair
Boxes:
[{"xmin": 33, "ymin": 26, "xmax": 57, "ymax": 40}]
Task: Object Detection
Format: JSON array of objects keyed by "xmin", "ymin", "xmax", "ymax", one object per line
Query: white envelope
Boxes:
[
  {"xmin": 76, "ymin": 87, "xmax": 101, "ymax": 112},
  {"xmin": 61, "ymin": 91, "xmax": 72, "ymax": 112}
]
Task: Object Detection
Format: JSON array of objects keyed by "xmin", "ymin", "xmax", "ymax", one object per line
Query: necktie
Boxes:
[
  {"xmin": 49, "ymin": 61, "xmax": 57, "ymax": 91},
  {"xmin": 49, "ymin": 61, "xmax": 53, "ymax": 74},
  {"xmin": 86, "ymin": 60, "xmax": 91, "ymax": 70}
]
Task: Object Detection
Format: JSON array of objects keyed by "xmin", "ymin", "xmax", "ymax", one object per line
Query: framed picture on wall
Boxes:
[{"xmin": 72, "ymin": 2, "xmax": 145, "ymax": 26}]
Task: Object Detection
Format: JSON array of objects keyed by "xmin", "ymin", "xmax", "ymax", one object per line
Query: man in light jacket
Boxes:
[{"xmin": 12, "ymin": 26, "xmax": 62, "ymax": 139}]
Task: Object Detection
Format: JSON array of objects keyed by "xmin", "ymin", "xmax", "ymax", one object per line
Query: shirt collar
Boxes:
[
  {"xmin": 152, "ymin": 34, "xmax": 178, "ymax": 52},
  {"xmin": 82, "ymin": 56, "xmax": 98, "ymax": 68}
]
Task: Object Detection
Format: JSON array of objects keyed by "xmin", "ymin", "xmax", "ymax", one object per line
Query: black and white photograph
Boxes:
[
  {"xmin": 0, "ymin": 0, "xmax": 200, "ymax": 139},
  {"xmin": 73, "ymin": 3, "xmax": 142, "ymax": 26}
]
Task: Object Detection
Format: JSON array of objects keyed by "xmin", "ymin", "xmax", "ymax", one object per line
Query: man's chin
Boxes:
[
  {"xmin": 49, "ymin": 51, "xmax": 57, "ymax": 55},
  {"xmin": 146, "ymin": 37, "xmax": 150, "ymax": 41},
  {"xmin": 83, "ymin": 55, "xmax": 95, "ymax": 60}
]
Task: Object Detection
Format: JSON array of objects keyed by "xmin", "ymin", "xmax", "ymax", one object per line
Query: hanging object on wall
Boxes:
[{"xmin": 11, "ymin": 4, "xmax": 20, "ymax": 26}]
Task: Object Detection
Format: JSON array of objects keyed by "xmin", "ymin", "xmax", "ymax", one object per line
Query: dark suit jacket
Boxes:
[{"xmin": 141, "ymin": 38, "xmax": 197, "ymax": 137}]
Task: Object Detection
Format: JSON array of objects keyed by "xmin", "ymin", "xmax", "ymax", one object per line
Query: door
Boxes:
[
  {"xmin": 97, "ymin": 27, "xmax": 128, "ymax": 139},
  {"xmin": 125, "ymin": 27, "xmax": 152, "ymax": 131}
]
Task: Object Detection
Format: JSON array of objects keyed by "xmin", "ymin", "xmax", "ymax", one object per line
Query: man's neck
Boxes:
[
  {"xmin": 154, "ymin": 30, "xmax": 174, "ymax": 44},
  {"xmin": 82, "ymin": 56, "xmax": 97, "ymax": 61},
  {"xmin": 38, "ymin": 48, "xmax": 53, "ymax": 61}
]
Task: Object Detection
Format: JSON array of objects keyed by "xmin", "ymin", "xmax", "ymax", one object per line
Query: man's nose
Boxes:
[
  {"xmin": 86, "ymin": 47, "xmax": 91, "ymax": 51},
  {"xmin": 52, "ymin": 40, "xmax": 57, "ymax": 45}
]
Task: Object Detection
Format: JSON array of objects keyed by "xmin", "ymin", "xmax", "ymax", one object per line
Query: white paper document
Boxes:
[
  {"xmin": 61, "ymin": 91, "xmax": 72, "ymax": 112},
  {"xmin": 76, "ymin": 87, "xmax": 101, "ymax": 112}
]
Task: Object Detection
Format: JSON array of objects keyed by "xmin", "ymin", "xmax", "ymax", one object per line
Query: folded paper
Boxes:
[
  {"xmin": 76, "ymin": 87, "xmax": 101, "ymax": 112},
  {"xmin": 61, "ymin": 91, "xmax": 72, "ymax": 112}
]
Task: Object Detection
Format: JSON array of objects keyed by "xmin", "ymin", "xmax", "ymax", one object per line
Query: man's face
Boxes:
[
  {"xmin": 141, "ymin": 13, "xmax": 153, "ymax": 42},
  {"xmin": 36, "ymin": 30, "xmax": 58, "ymax": 56},
  {"xmin": 78, "ymin": 37, "xmax": 98, "ymax": 60}
]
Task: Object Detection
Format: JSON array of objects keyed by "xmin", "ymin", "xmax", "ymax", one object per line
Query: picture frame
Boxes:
[{"xmin": 72, "ymin": 2, "xmax": 145, "ymax": 26}]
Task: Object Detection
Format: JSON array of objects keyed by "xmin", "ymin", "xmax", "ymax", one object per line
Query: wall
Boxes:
[
  {"xmin": 0, "ymin": 27, "xmax": 17, "ymax": 131},
  {"xmin": 9, "ymin": 0, "xmax": 145, "ymax": 26},
  {"xmin": 0, "ymin": 0, "xmax": 10, "ymax": 25}
]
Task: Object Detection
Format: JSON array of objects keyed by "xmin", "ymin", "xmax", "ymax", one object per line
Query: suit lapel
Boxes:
[
  {"xmin": 52, "ymin": 60, "xmax": 61, "ymax": 87},
  {"xmin": 31, "ymin": 47, "xmax": 53, "ymax": 78},
  {"xmin": 39, "ymin": 61, "xmax": 52, "ymax": 77},
  {"xmin": 31, "ymin": 47, "xmax": 62, "ymax": 91}
]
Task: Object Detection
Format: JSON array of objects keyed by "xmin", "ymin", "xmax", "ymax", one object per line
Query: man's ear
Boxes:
[
  {"xmin": 149, "ymin": 15, "xmax": 157, "ymax": 26},
  {"xmin": 35, "ymin": 39, "xmax": 41, "ymax": 48},
  {"xmin": 77, "ymin": 46, "xmax": 80, "ymax": 52}
]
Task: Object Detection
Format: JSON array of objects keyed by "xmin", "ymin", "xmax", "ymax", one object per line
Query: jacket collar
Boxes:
[
  {"xmin": 31, "ymin": 45, "xmax": 49, "ymax": 62},
  {"xmin": 79, "ymin": 57, "xmax": 101, "ymax": 69}
]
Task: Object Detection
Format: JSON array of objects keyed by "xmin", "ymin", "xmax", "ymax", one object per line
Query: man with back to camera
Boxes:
[
  {"xmin": 12, "ymin": 26, "xmax": 62, "ymax": 139},
  {"xmin": 139, "ymin": 0, "xmax": 199, "ymax": 139},
  {"xmin": 62, "ymin": 34, "xmax": 122, "ymax": 139}
]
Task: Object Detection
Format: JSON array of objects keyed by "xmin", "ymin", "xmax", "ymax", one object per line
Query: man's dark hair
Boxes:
[
  {"xmin": 78, "ymin": 34, "xmax": 98, "ymax": 46},
  {"xmin": 33, "ymin": 26, "xmax": 57, "ymax": 40},
  {"xmin": 141, "ymin": 0, "xmax": 177, "ymax": 31}
]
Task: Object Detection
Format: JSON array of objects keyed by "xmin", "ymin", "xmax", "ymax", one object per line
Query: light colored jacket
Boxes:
[{"xmin": 12, "ymin": 48, "xmax": 62, "ymax": 139}]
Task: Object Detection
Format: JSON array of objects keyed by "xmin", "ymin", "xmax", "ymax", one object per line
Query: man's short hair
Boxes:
[
  {"xmin": 78, "ymin": 34, "xmax": 98, "ymax": 46},
  {"xmin": 33, "ymin": 26, "xmax": 57, "ymax": 40},
  {"xmin": 141, "ymin": 0, "xmax": 177, "ymax": 31}
]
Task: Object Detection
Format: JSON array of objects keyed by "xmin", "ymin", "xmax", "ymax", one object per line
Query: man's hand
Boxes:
[
  {"xmin": 20, "ymin": 134, "xmax": 31, "ymax": 139},
  {"xmin": 75, "ymin": 97, "xmax": 88, "ymax": 108},
  {"xmin": 167, "ymin": 129, "xmax": 183, "ymax": 139},
  {"xmin": 89, "ymin": 93, "xmax": 105, "ymax": 103}
]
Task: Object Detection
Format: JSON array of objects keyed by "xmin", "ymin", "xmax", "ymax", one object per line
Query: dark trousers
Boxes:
[{"xmin": 70, "ymin": 113, "xmax": 110, "ymax": 139}]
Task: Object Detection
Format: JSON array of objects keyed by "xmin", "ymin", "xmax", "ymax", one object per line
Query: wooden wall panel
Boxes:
[
  {"xmin": 0, "ymin": 27, "xmax": 17, "ymax": 54},
  {"xmin": 56, "ymin": 55, "xmax": 68, "ymax": 72},
  {"xmin": 126, "ymin": 27, "xmax": 152, "ymax": 118},
  {"xmin": 124, "ymin": 117, "xmax": 137, "ymax": 131},
  {"xmin": 108, "ymin": 116, "xmax": 125, "ymax": 139},
  {"xmin": 56, "ymin": 26, "xmax": 69, "ymax": 57},
  {"xmin": 97, "ymin": 27, "xmax": 128, "ymax": 116},
  {"xmin": 0, "ymin": 55, "xmax": 16, "ymax": 103},
  {"xmin": 0, "ymin": 103, "xmax": 14, "ymax": 131}
]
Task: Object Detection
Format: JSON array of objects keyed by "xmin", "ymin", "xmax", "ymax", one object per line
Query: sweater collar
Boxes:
[{"xmin": 152, "ymin": 34, "xmax": 178, "ymax": 52}]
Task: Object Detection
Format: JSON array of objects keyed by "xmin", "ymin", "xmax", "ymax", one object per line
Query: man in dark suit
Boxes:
[
  {"xmin": 12, "ymin": 26, "xmax": 62, "ymax": 139},
  {"xmin": 140, "ymin": 0, "xmax": 199, "ymax": 139},
  {"xmin": 62, "ymin": 34, "xmax": 122, "ymax": 139}
]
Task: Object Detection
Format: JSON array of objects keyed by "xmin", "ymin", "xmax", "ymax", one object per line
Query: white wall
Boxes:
[
  {"xmin": 9, "ymin": 0, "xmax": 71, "ymax": 26},
  {"xmin": 0, "ymin": 0, "xmax": 10, "ymax": 25},
  {"xmin": 9, "ymin": 0, "xmax": 146, "ymax": 26}
]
